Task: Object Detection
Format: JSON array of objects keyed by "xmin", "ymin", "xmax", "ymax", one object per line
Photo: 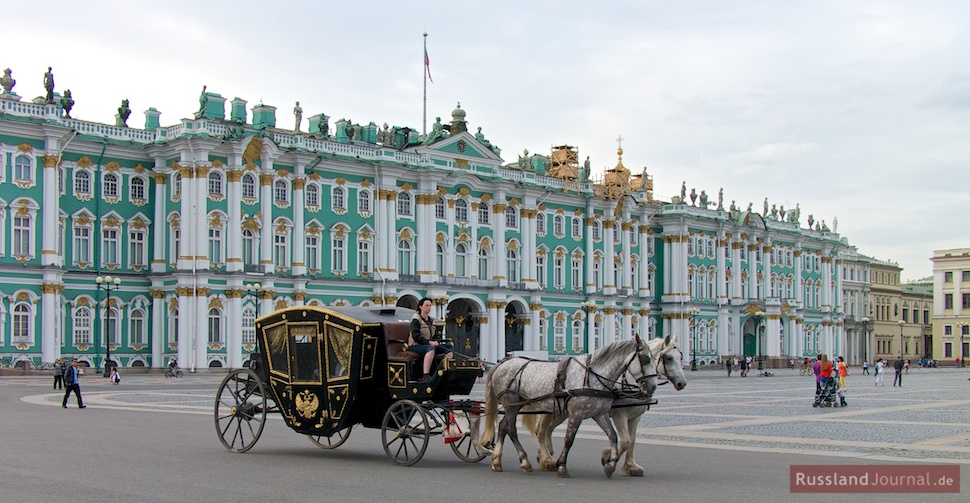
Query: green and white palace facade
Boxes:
[{"xmin": 0, "ymin": 87, "xmax": 858, "ymax": 371}]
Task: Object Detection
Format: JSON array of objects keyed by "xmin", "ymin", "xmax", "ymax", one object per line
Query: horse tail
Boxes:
[
  {"xmin": 479, "ymin": 363, "xmax": 499, "ymax": 449},
  {"xmin": 520, "ymin": 406, "xmax": 539, "ymax": 438}
]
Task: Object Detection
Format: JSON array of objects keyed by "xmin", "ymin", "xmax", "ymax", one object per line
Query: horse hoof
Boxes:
[
  {"xmin": 557, "ymin": 467, "xmax": 570, "ymax": 478},
  {"xmin": 604, "ymin": 462, "xmax": 616, "ymax": 478},
  {"xmin": 522, "ymin": 464, "xmax": 534, "ymax": 473},
  {"xmin": 600, "ymin": 449, "xmax": 611, "ymax": 465},
  {"xmin": 491, "ymin": 463, "xmax": 503, "ymax": 472},
  {"xmin": 625, "ymin": 466, "xmax": 644, "ymax": 477}
]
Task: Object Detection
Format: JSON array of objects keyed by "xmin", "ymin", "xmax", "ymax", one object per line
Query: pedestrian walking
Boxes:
[
  {"xmin": 904, "ymin": 360, "xmax": 910, "ymax": 374},
  {"xmin": 725, "ymin": 357, "xmax": 733, "ymax": 377},
  {"xmin": 52, "ymin": 358, "xmax": 64, "ymax": 390},
  {"xmin": 893, "ymin": 357, "xmax": 904, "ymax": 386},
  {"xmin": 862, "ymin": 360, "xmax": 870, "ymax": 375},
  {"xmin": 813, "ymin": 354, "xmax": 822, "ymax": 394},
  {"xmin": 875, "ymin": 358, "xmax": 886, "ymax": 386},
  {"xmin": 62, "ymin": 358, "xmax": 86, "ymax": 409}
]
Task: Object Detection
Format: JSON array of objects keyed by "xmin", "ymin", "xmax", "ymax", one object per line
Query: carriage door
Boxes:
[
  {"xmin": 504, "ymin": 304, "xmax": 524, "ymax": 353},
  {"xmin": 446, "ymin": 299, "xmax": 479, "ymax": 358}
]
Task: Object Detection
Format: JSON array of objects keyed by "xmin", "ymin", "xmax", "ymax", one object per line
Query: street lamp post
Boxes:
[
  {"xmin": 688, "ymin": 307, "xmax": 700, "ymax": 371},
  {"xmin": 244, "ymin": 283, "xmax": 268, "ymax": 316},
  {"xmin": 861, "ymin": 316, "xmax": 871, "ymax": 365},
  {"xmin": 95, "ymin": 275, "xmax": 122, "ymax": 376},
  {"xmin": 958, "ymin": 323, "xmax": 966, "ymax": 368},
  {"xmin": 897, "ymin": 319, "xmax": 905, "ymax": 360},
  {"xmin": 755, "ymin": 310, "xmax": 766, "ymax": 372}
]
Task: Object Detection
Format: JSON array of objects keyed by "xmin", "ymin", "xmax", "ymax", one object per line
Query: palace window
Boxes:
[
  {"xmin": 554, "ymin": 320, "xmax": 565, "ymax": 352},
  {"xmin": 572, "ymin": 258, "xmax": 582, "ymax": 290},
  {"xmin": 536, "ymin": 254, "xmax": 546, "ymax": 287},
  {"xmin": 397, "ymin": 192, "xmax": 412, "ymax": 216},
  {"xmin": 242, "ymin": 229, "xmax": 257, "ymax": 268},
  {"xmin": 12, "ymin": 302, "xmax": 31, "ymax": 343},
  {"xmin": 455, "ymin": 243, "xmax": 468, "ymax": 277},
  {"xmin": 242, "ymin": 173, "xmax": 256, "ymax": 199},
  {"xmin": 455, "ymin": 199, "xmax": 468, "ymax": 222},
  {"xmin": 208, "ymin": 227, "xmax": 223, "ymax": 264},
  {"xmin": 73, "ymin": 306, "xmax": 93, "ymax": 345},
  {"xmin": 130, "ymin": 176, "xmax": 146, "ymax": 200},
  {"xmin": 104, "ymin": 307, "xmax": 120, "ymax": 345},
  {"xmin": 436, "ymin": 197, "xmax": 447, "ymax": 220},
  {"xmin": 73, "ymin": 224, "xmax": 92, "ymax": 265},
  {"xmin": 129, "ymin": 229, "xmax": 146, "ymax": 268},
  {"xmin": 103, "ymin": 173, "xmax": 119, "ymax": 198},
  {"xmin": 478, "ymin": 247, "xmax": 490, "ymax": 280},
  {"xmin": 130, "ymin": 309, "xmax": 146, "ymax": 345},
  {"xmin": 242, "ymin": 307, "xmax": 257, "ymax": 344},
  {"xmin": 357, "ymin": 189, "xmax": 371, "ymax": 214},
  {"xmin": 554, "ymin": 255, "xmax": 565, "ymax": 289},
  {"xmin": 274, "ymin": 180, "xmax": 289, "ymax": 204},
  {"xmin": 505, "ymin": 207, "xmax": 518, "ymax": 228},
  {"xmin": 331, "ymin": 234, "xmax": 346, "ymax": 273},
  {"xmin": 536, "ymin": 212, "xmax": 546, "ymax": 234},
  {"xmin": 208, "ymin": 171, "xmax": 223, "ymax": 197},
  {"xmin": 507, "ymin": 249, "xmax": 519, "ymax": 282},
  {"xmin": 74, "ymin": 170, "xmax": 91, "ymax": 196},
  {"xmin": 478, "ymin": 202, "xmax": 490, "ymax": 224},
  {"xmin": 356, "ymin": 238, "xmax": 370, "ymax": 275},
  {"xmin": 305, "ymin": 234, "xmax": 319, "ymax": 271},
  {"xmin": 274, "ymin": 232, "xmax": 289, "ymax": 269},
  {"xmin": 572, "ymin": 319, "xmax": 584, "ymax": 353},
  {"xmin": 332, "ymin": 186, "xmax": 345, "ymax": 211},
  {"xmin": 172, "ymin": 172, "xmax": 182, "ymax": 199},
  {"xmin": 14, "ymin": 155, "xmax": 32, "ymax": 183},
  {"xmin": 208, "ymin": 308, "xmax": 224, "ymax": 344},
  {"xmin": 568, "ymin": 217, "xmax": 578, "ymax": 238},
  {"xmin": 305, "ymin": 184, "xmax": 319, "ymax": 207},
  {"xmin": 436, "ymin": 243, "xmax": 445, "ymax": 276},
  {"xmin": 592, "ymin": 221, "xmax": 601, "ymax": 240},
  {"xmin": 398, "ymin": 239, "xmax": 413, "ymax": 275}
]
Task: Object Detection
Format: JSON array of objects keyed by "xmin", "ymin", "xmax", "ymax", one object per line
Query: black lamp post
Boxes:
[
  {"xmin": 958, "ymin": 323, "xmax": 965, "ymax": 368},
  {"xmin": 688, "ymin": 307, "xmax": 700, "ymax": 371},
  {"xmin": 96, "ymin": 275, "xmax": 121, "ymax": 376},
  {"xmin": 755, "ymin": 310, "xmax": 765, "ymax": 372},
  {"xmin": 897, "ymin": 319, "xmax": 905, "ymax": 360},
  {"xmin": 244, "ymin": 283, "xmax": 268, "ymax": 316}
]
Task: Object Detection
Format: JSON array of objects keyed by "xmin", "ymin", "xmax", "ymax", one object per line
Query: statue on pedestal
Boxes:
[
  {"xmin": 1, "ymin": 68, "xmax": 15, "ymax": 96},
  {"xmin": 517, "ymin": 149, "xmax": 530, "ymax": 171},
  {"xmin": 808, "ymin": 214, "xmax": 815, "ymax": 228},
  {"xmin": 293, "ymin": 101, "xmax": 303, "ymax": 132},
  {"xmin": 117, "ymin": 99, "xmax": 131, "ymax": 127},
  {"xmin": 583, "ymin": 156, "xmax": 591, "ymax": 181},
  {"xmin": 197, "ymin": 85, "xmax": 208, "ymax": 118},
  {"xmin": 717, "ymin": 188, "xmax": 724, "ymax": 211},
  {"xmin": 60, "ymin": 89, "xmax": 74, "ymax": 118},
  {"xmin": 680, "ymin": 181, "xmax": 687, "ymax": 202},
  {"xmin": 318, "ymin": 115, "xmax": 329, "ymax": 136},
  {"xmin": 43, "ymin": 66, "xmax": 55, "ymax": 104},
  {"xmin": 699, "ymin": 190, "xmax": 708, "ymax": 208},
  {"xmin": 770, "ymin": 204, "xmax": 778, "ymax": 220},
  {"xmin": 689, "ymin": 188, "xmax": 697, "ymax": 206},
  {"xmin": 763, "ymin": 198, "xmax": 769, "ymax": 216},
  {"xmin": 424, "ymin": 117, "xmax": 445, "ymax": 144}
]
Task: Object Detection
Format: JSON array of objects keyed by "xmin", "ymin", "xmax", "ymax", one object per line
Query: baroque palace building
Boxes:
[{"xmin": 0, "ymin": 77, "xmax": 858, "ymax": 370}]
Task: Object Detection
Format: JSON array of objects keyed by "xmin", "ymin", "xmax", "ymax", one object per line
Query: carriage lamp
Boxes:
[
  {"xmin": 95, "ymin": 275, "xmax": 122, "ymax": 376},
  {"xmin": 754, "ymin": 310, "xmax": 766, "ymax": 372},
  {"xmin": 687, "ymin": 307, "xmax": 701, "ymax": 371},
  {"xmin": 897, "ymin": 319, "xmax": 905, "ymax": 360}
]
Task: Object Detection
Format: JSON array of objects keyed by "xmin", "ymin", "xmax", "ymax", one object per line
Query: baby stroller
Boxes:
[{"xmin": 813, "ymin": 377, "xmax": 841, "ymax": 407}]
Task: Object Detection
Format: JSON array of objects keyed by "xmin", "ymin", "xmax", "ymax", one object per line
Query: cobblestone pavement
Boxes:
[{"xmin": 14, "ymin": 366, "xmax": 970, "ymax": 464}]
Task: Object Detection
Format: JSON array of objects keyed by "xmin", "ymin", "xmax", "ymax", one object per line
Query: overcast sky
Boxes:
[{"xmin": 4, "ymin": 0, "xmax": 968, "ymax": 280}]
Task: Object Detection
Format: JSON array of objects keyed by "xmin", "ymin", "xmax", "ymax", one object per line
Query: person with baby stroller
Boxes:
[{"xmin": 813, "ymin": 353, "xmax": 839, "ymax": 407}]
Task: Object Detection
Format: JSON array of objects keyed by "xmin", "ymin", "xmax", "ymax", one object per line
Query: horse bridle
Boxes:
[
  {"xmin": 629, "ymin": 338, "xmax": 660, "ymax": 390},
  {"xmin": 652, "ymin": 342, "xmax": 684, "ymax": 387}
]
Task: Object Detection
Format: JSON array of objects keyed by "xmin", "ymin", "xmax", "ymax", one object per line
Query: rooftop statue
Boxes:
[
  {"xmin": 60, "ymin": 89, "xmax": 74, "ymax": 118},
  {"xmin": 808, "ymin": 214, "xmax": 815, "ymax": 228},
  {"xmin": 197, "ymin": 85, "xmax": 208, "ymax": 117},
  {"xmin": 832, "ymin": 216, "xmax": 838, "ymax": 233},
  {"xmin": 792, "ymin": 203, "xmax": 801, "ymax": 224},
  {"xmin": 582, "ymin": 156, "xmax": 591, "ymax": 181},
  {"xmin": 117, "ymin": 99, "xmax": 131, "ymax": 127},
  {"xmin": 424, "ymin": 116, "xmax": 446, "ymax": 144},
  {"xmin": 779, "ymin": 205, "xmax": 786, "ymax": 221},
  {"xmin": 43, "ymin": 66, "xmax": 55, "ymax": 104},
  {"xmin": 318, "ymin": 115, "xmax": 329, "ymax": 136},
  {"xmin": 474, "ymin": 126, "xmax": 492, "ymax": 148},
  {"xmin": 717, "ymin": 188, "xmax": 724, "ymax": 211},
  {"xmin": 770, "ymin": 204, "xmax": 778, "ymax": 220},
  {"xmin": 763, "ymin": 198, "xmax": 769, "ymax": 216},
  {"xmin": 0, "ymin": 68, "xmax": 15, "ymax": 95},
  {"xmin": 378, "ymin": 123, "xmax": 392, "ymax": 145},
  {"xmin": 689, "ymin": 188, "xmax": 697, "ymax": 206},
  {"xmin": 699, "ymin": 190, "xmax": 708, "ymax": 208},
  {"xmin": 680, "ymin": 181, "xmax": 687, "ymax": 201},
  {"xmin": 517, "ymin": 149, "xmax": 530, "ymax": 171},
  {"xmin": 747, "ymin": 202, "xmax": 753, "ymax": 212},
  {"xmin": 293, "ymin": 101, "xmax": 303, "ymax": 132}
]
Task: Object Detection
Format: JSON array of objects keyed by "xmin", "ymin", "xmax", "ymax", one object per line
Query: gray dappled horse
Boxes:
[
  {"xmin": 524, "ymin": 335, "xmax": 687, "ymax": 476},
  {"xmin": 478, "ymin": 336, "xmax": 658, "ymax": 478}
]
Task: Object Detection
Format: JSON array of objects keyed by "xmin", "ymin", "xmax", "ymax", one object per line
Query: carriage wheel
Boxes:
[
  {"xmin": 214, "ymin": 369, "xmax": 267, "ymax": 453},
  {"xmin": 307, "ymin": 427, "xmax": 352, "ymax": 449},
  {"xmin": 381, "ymin": 400, "xmax": 429, "ymax": 466},
  {"xmin": 449, "ymin": 409, "xmax": 487, "ymax": 463}
]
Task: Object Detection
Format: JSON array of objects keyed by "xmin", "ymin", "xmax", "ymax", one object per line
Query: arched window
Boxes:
[
  {"xmin": 537, "ymin": 318, "xmax": 547, "ymax": 351},
  {"xmin": 242, "ymin": 307, "xmax": 257, "ymax": 344},
  {"xmin": 570, "ymin": 217, "xmax": 580, "ymax": 237},
  {"xmin": 478, "ymin": 247, "xmax": 490, "ymax": 280},
  {"xmin": 455, "ymin": 199, "xmax": 468, "ymax": 222},
  {"xmin": 554, "ymin": 215, "xmax": 564, "ymax": 236},
  {"xmin": 536, "ymin": 254, "xmax": 546, "ymax": 287},
  {"xmin": 305, "ymin": 184, "xmax": 319, "ymax": 207},
  {"xmin": 554, "ymin": 319, "xmax": 566, "ymax": 352},
  {"xmin": 130, "ymin": 309, "xmax": 146, "ymax": 345},
  {"xmin": 592, "ymin": 221, "xmax": 601, "ymax": 240},
  {"xmin": 124, "ymin": 177, "xmax": 144, "ymax": 202},
  {"xmin": 505, "ymin": 207, "xmax": 518, "ymax": 228},
  {"xmin": 332, "ymin": 186, "xmax": 345, "ymax": 210},
  {"xmin": 208, "ymin": 308, "xmax": 223, "ymax": 343},
  {"xmin": 455, "ymin": 243, "xmax": 468, "ymax": 277},
  {"xmin": 242, "ymin": 173, "xmax": 256, "ymax": 199},
  {"xmin": 397, "ymin": 192, "xmax": 412, "ymax": 216},
  {"xmin": 274, "ymin": 229, "xmax": 289, "ymax": 269},
  {"xmin": 358, "ymin": 189, "xmax": 371, "ymax": 213},
  {"xmin": 208, "ymin": 171, "xmax": 223, "ymax": 197},
  {"xmin": 697, "ymin": 237, "xmax": 705, "ymax": 257},
  {"xmin": 14, "ymin": 154, "xmax": 32, "ymax": 181},
  {"xmin": 536, "ymin": 212, "xmax": 546, "ymax": 234},
  {"xmin": 242, "ymin": 229, "xmax": 257, "ymax": 268},
  {"xmin": 507, "ymin": 248, "xmax": 519, "ymax": 282},
  {"xmin": 478, "ymin": 202, "xmax": 490, "ymax": 224},
  {"xmin": 274, "ymin": 180, "xmax": 289, "ymax": 204},
  {"xmin": 12, "ymin": 303, "xmax": 31, "ymax": 342},
  {"xmin": 172, "ymin": 172, "xmax": 182, "ymax": 198},
  {"xmin": 436, "ymin": 197, "xmax": 447, "ymax": 219},
  {"xmin": 572, "ymin": 320, "xmax": 584, "ymax": 353},
  {"xmin": 687, "ymin": 237, "xmax": 695, "ymax": 256},
  {"xmin": 73, "ymin": 306, "xmax": 93, "ymax": 345},
  {"xmin": 103, "ymin": 173, "xmax": 119, "ymax": 198},
  {"xmin": 398, "ymin": 239, "xmax": 413, "ymax": 275},
  {"xmin": 75, "ymin": 170, "xmax": 91, "ymax": 196},
  {"xmin": 436, "ymin": 243, "xmax": 445, "ymax": 276},
  {"xmin": 105, "ymin": 307, "xmax": 120, "ymax": 345}
]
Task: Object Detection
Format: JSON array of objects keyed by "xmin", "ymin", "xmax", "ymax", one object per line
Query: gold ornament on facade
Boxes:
[
  {"xmin": 275, "ymin": 299, "xmax": 288, "ymax": 310},
  {"xmin": 399, "ymin": 228, "xmax": 413, "ymax": 240},
  {"xmin": 476, "ymin": 316, "xmax": 489, "ymax": 324},
  {"xmin": 152, "ymin": 172, "xmax": 167, "ymax": 184},
  {"xmin": 275, "ymin": 168, "xmax": 288, "ymax": 178},
  {"xmin": 243, "ymin": 136, "xmax": 261, "ymax": 165},
  {"xmin": 292, "ymin": 178, "xmax": 306, "ymax": 190},
  {"xmin": 224, "ymin": 289, "xmax": 243, "ymax": 299},
  {"xmin": 104, "ymin": 161, "xmax": 121, "ymax": 172},
  {"xmin": 492, "ymin": 203, "xmax": 507, "ymax": 213},
  {"xmin": 360, "ymin": 179, "xmax": 372, "ymax": 187},
  {"xmin": 209, "ymin": 297, "xmax": 223, "ymax": 309},
  {"xmin": 42, "ymin": 155, "xmax": 59, "ymax": 168},
  {"xmin": 603, "ymin": 307, "xmax": 618, "ymax": 315},
  {"xmin": 479, "ymin": 192, "xmax": 491, "ymax": 202},
  {"xmin": 621, "ymin": 308, "xmax": 634, "ymax": 316},
  {"xmin": 17, "ymin": 143, "xmax": 34, "ymax": 153},
  {"xmin": 400, "ymin": 182, "xmax": 414, "ymax": 191},
  {"xmin": 260, "ymin": 173, "xmax": 274, "ymax": 186},
  {"xmin": 455, "ymin": 158, "xmax": 468, "ymax": 169},
  {"xmin": 74, "ymin": 156, "xmax": 93, "ymax": 168}
]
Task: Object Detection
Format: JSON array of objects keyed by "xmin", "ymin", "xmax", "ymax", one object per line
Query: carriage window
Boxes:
[
  {"xmin": 290, "ymin": 324, "xmax": 322, "ymax": 382},
  {"xmin": 325, "ymin": 324, "xmax": 354, "ymax": 380}
]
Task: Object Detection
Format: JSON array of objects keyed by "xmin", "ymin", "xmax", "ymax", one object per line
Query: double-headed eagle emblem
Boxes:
[{"xmin": 295, "ymin": 389, "xmax": 320, "ymax": 419}]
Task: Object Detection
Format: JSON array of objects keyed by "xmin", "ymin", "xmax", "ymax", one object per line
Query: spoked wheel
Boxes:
[
  {"xmin": 449, "ymin": 409, "xmax": 487, "ymax": 463},
  {"xmin": 307, "ymin": 427, "xmax": 352, "ymax": 449},
  {"xmin": 214, "ymin": 369, "xmax": 267, "ymax": 453},
  {"xmin": 381, "ymin": 400, "xmax": 429, "ymax": 466}
]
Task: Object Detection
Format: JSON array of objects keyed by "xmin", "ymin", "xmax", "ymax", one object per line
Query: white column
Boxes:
[
  {"xmin": 226, "ymin": 168, "xmax": 242, "ymax": 272},
  {"xmin": 41, "ymin": 154, "xmax": 60, "ymax": 266},
  {"xmin": 621, "ymin": 222, "xmax": 632, "ymax": 291},
  {"xmin": 493, "ymin": 202, "xmax": 507, "ymax": 286},
  {"xmin": 495, "ymin": 302, "xmax": 506, "ymax": 358},
  {"xmin": 151, "ymin": 289, "xmax": 164, "ymax": 368},
  {"xmin": 151, "ymin": 168, "xmax": 168, "ymax": 273},
  {"xmin": 717, "ymin": 235, "xmax": 727, "ymax": 306},
  {"xmin": 195, "ymin": 164, "xmax": 210, "ymax": 271},
  {"xmin": 226, "ymin": 288, "xmax": 242, "ymax": 369},
  {"xmin": 177, "ymin": 166, "xmax": 194, "ymax": 270},
  {"xmin": 747, "ymin": 243, "xmax": 758, "ymax": 301},
  {"xmin": 795, "ymin": 250, "xmax": 804, "ymax": 307},
  {"xmin": 604, "ymin": 304, "xmax": 617, "ymax": 345},
  {"xmin": 638, "ymin": 225, "xmax": 650, "ymax": 298},
  {"xmin": 194, "ymin": 292, "xmax": 208, "ymax": 370},
  {"xmin": 177, "ymin": 291, "xmax": 192, "ymax": 369},
  {"xmin": 291, "ymin": 171, "xmax": 306, "ymax": 276},
  {"xmin": 586, "ymin": 216, "xmax": 596, "ymax": 294},
  {"xmin": 41, "ymin": 284, "xmax": 59, "ymax": 363},
  {"xmin": 259, "ymin": 168, "xmax": 274, "ymax": 274},
  {"xmin": 603, "ymin": 220, "xmax": 616, "ymax": 293},
  {"xmin": 662, "ymin": 236, "xmax": 672, "ymax": 297},
  {"xmin": 416, "ymin": 192, "xmax": 432, "ymax": 278},
  {"xmin": 529, "ymin": 300, "xmax": 541, "ymax": 351}
]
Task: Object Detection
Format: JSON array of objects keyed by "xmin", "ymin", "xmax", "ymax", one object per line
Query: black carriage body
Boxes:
[{"xmin": 251, "ymin": 306, "xmax": 481, "ymax": 436}]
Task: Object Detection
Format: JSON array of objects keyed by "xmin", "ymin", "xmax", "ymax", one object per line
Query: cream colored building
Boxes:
[
  {"xmin": 869, "ymin": 259, "xmax": 908, "ymax": 362},
  {"xmin": 931, "ymin": 248, "xmax": 970, "ymax": 365}
]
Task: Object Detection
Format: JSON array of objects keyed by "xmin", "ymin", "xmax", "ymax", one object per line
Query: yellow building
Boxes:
[
  {"xmin": 869, "ymin": 259, "xmax": 908, "ymax": 362},
  {"xmin": 931, "ymin": 248, "xmax": 970, "ymax": 365}
]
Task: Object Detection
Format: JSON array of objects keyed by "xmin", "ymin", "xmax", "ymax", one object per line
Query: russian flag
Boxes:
[{"xmin": 425, "ymin": 47, "xmax": 433, "ymax": 83}]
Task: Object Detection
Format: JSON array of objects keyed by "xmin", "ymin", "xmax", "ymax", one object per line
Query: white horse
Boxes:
[
  {"xmin": 478, "ymin": 336, "xmax": 658, "ymax": 478},
  {"xmin": 524, "ymin": 335, "xmax": 687, "ymax": 476}
]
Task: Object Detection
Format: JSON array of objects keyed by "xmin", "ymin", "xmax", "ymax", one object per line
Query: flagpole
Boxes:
[{"xmin": 423, "ymin": 32, "xmax": 428, "ymax": 137}]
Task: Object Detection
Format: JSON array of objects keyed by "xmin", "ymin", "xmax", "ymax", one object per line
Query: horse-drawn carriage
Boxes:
[{"xmin": 214, "ymin": 305, "xmax": 485, "ymax": 465}]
